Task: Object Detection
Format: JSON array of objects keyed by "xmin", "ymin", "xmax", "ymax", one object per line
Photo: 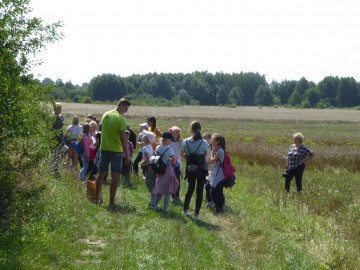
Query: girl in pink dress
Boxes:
[{"xmin": 151, "ymin": 132, "xmax": 179, "ymax": 212}]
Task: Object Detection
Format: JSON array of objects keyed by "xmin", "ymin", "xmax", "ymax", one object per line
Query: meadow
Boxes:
[{"xmin": 1, "ymin": 104, "xmax": 359, "ymax": 269}]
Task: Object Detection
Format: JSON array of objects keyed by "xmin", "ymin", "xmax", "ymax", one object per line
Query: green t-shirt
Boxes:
[{"xmin": 100, "ymin": 110, "xmax": 126, "ymax": 152}]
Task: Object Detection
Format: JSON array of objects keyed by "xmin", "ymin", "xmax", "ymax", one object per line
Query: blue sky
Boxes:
[{"xmin": 30, "ymin": 0, "xmax": 360, "ymax": 85}]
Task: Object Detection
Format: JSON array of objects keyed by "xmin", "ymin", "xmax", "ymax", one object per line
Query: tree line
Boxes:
[{"xmin": 44, "ymin": 72, "xmax": 360, "ymax": 108}]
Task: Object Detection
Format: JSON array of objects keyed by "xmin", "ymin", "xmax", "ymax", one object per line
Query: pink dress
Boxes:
[{"xmin": 152, "ymin": 164, "xmax": 179, "ymax": 196}]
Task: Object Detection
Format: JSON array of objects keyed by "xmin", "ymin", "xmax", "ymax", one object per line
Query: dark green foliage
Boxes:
[
  {"xmin": 336, "ymin": 77, "xmax": 359, "ymax": 107},
  {"xmin": 254, "ymin": 85, "xmax": 274, "ymax": 106},
  {"xmin": 288, "ymin": 90, "xmax": 302, "ymax": 106},
  {"xmin": 318, "ymin": 76, "xmax": 339, "ymax": 106},
  {"xmin": 89, "ymin": 73, "xmax": 127, "ymax": 101},
  {"xmin": 0, "ymin": 0, "xmax": 62, "ymax": 246},
  {"xmin": 44, "ymin": 71, "xmax": 360, "ymax": 108},
  {"xmin": 304, "ymin": 87, "xmax": 321, "ymax": 107}
]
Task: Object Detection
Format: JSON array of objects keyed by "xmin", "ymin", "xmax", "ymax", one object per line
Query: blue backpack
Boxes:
[{"xmin": 75, "ymin": 137, "xmax": 84, "ymax": 155}]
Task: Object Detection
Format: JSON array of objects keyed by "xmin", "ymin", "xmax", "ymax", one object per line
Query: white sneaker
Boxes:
[
  {"xmin": 193, "ymin": 215, "xmax": 200, "ymax": 221},
  {"xmin": 182, "ymin": 211, "xmax": 191, "ymax": 217}
]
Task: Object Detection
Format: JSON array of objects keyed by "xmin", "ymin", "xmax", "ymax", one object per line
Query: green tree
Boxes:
[
  {"xmin": 254, "ymin": 85, "xmax": 274, "ymax": 106},
  {"xmin": 271, "ymin": 80, "xmax": 297, "ymax": 105},
  {"xmin": 0, "ymin": 0, "xmax": 62, "ymax": 229},
  {"xmin": 178, "ymin": 89, "xmax": 191, "ymax": 104},
  {"xmin": 235, "ymin": 72, "xmax": 267, "ymax": 106},
  {"xmin": 336, "ymin": 77, "xmax": 359, "ymax": 107},
  {"xmin": 318, "ymin": 76, "xmax": 339, "ymax": 106},
  {"xmin": 304, "ymin": 87, "xmax": 321, "ymax": 107},
  {"xmin": 288, "ymin": 90, "xmax": 302, "ymax": 106},
  {"xmin": 89, "ymin": 73, "xmax": 127, "ymax": 101},
  {"xmin": 228, "ymin": 87, "xmax": 244, "ymax": 105},
  {"xmin": 295, "ymin": 77, "xmax": 309, "ymax": 95},
  {"xmin": 216, "ymin": 86, "xmax": 229, "ymax": 105}
]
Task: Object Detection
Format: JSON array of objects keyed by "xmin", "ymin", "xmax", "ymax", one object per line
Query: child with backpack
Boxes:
[
  {"xmin": 121, "ymin": 130, "xmax": 135, "ymax": 186},
  {"xmin": 209, "ymin": 133, "xmax": 227, "ymax": 214},
  {"xmin": 182, "ymin": 121, "xmax": 209, "ymax": 221},
  {"xmin": 140, "ymin": 130, "xmax": 157, "ymax": 206},
  {"xmin": 151, "ymin": 132, "xmax": 179, "ymax": 212},
  {"xmin": 168, "ymin": 126, "xmax": 183, "ymax": 203}
]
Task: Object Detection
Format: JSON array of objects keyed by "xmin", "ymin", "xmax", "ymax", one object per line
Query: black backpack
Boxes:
[
  {"xmin": 127, "ymin": 126, "xmax": 137, "ymax": 149},
  {"xmin": 150, "ymin": 147, "xmax": 170, "ymax": 175},
  {"xmin": 185, "ymin": 139, "xmax": 205, "ymax": 173}
]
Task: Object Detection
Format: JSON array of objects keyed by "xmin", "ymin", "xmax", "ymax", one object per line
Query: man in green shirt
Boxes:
[{"xmin": 95, "ymin": 98, "xmax": 131, "ymax": 205}]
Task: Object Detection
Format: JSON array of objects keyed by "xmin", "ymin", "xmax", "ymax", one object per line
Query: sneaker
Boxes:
[
  {"xmin": 150, "ymin": 204, "xmax": 160, "ymax": 211},
  {"xmin": 182, "ymin": 211, "xmax": 191, "ymax": 217},
  {"xmin": 193, "ymin": 215, "xmax": 200, "ymax": 221},
  {"xmin": 206, "ymin": 202, "xmax": 215, "ymax": 208}
]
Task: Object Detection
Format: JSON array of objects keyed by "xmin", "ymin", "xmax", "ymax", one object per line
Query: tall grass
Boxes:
[{"xmin": 1, "ymin": 117, "xmax": 359, "ymax": 269}]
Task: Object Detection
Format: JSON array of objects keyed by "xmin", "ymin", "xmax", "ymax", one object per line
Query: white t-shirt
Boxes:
[
  {"xmin": 210, "ymin": 147, "xmax": 225, "ymax": 187},
  {"xmin": 169, "ymin": 141, "xmax": 182, "ymax": 165},
  {"xmin": 155, "ymin": 145, "xmax": 174, "ymax": 164},
  {"xmin": 66, "ymin": 124, "xmax": 83, "ymax": 140}
]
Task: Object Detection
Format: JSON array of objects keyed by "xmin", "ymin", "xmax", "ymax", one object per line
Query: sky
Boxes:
[{"xmin": 29, "ymin": 0, "xmax": 360, "ymax": 85}]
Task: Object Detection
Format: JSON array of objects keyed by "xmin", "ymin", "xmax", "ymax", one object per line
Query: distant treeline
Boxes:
[{"xmin": 41, "ymin": 72, "xmax": 360, "ymax": 108}]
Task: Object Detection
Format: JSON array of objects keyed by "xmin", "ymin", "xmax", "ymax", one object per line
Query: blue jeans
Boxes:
[
  {"xmin": 79, "ymin": 154, "xmax": 89, "ymax": 181},
  {"xmin": 99, "ymin": 150, "xmax": 122, "ymax": 173}
]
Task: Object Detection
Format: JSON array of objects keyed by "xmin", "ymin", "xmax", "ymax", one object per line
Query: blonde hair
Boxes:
[
  {"xmin": 293, "ymin": 132, "xmax": 304, "ymax": 143},
  {"xmin": 89, "ymin": 120, "xmax": 97, "ymax": 129},
  {"xmin": 169, "ymin": 126, "xmax": 182, "ymax": 142}
]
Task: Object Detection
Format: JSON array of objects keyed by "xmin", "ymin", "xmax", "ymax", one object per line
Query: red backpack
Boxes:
[{"xmin": 222, "ymin": 151, "xmax": 236, "ymax": 188}]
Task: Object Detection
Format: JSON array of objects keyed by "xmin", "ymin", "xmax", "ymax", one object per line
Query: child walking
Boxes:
[{"xmin": 151, "ymin": 132, "xmax": 179, "ymax": 212}]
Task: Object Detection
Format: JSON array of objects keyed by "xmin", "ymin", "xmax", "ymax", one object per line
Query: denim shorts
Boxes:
[{"xmin": 99, "ymin": 150, "xmax": 123, "ymax": 173}]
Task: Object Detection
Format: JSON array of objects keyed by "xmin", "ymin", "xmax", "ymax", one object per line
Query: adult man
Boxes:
[{"xmin": 95, "ymin": 98, "xmax": 131, "ymax": 205}]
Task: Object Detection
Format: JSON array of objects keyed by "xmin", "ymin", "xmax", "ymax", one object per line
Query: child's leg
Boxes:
[
  {"xmin": 151, "ymin": 195, "xmax": 162, "ymax": 210},
  {"xmin": 164, "ymin": 193, "xmax": 170, "ymax": 211}
]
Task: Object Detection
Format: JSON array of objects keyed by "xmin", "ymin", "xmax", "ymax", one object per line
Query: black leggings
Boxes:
[
  {"xmin": 184, "ymin": 170, "xmax": 206, "ymax": 215},
  {"xmin": 210, "ymin": 180, "xmax": 225, "ymax": 211},
  {"xmin": 284, "ymin": 163, "xmax": 305, "ymax": 192}
]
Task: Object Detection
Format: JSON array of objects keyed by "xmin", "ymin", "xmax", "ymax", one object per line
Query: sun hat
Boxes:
[
  {"xmin": 139, "ymin": 122, "xmax": 148, "ymax": 128},
  {"xmin": 142, "ymin": 130, "xmax": 156, "ymax": 143}
]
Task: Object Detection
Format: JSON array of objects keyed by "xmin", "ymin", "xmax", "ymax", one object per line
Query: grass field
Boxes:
[{"xmin": 1, "ymin": 104, "xmax": 359, "ymax": 269}]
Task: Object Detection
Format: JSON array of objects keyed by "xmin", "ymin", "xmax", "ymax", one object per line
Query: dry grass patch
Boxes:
[{"xmin": 60, "ymin": 103, "xmax": 360, "ymax": 122}]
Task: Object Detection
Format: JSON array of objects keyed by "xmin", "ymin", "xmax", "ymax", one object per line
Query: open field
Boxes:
[
  {"xmin": 61, "ymin": 102, "xmax": 360, "ymax": 122},
  {"xmin": 2, "ymin": 105, "xmax": 359, "ymax": 269}
]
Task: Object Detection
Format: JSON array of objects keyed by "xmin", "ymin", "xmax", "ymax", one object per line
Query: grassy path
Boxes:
[{"xmin": 2, "ymin": 163, "xmax": 358, "ymax": 269}]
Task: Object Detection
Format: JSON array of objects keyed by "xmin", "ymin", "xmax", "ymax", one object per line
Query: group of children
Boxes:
[
  {"xmin": 137, "ymin": 118, "xmax": 228, "ymax": 220},
  {"xmin": 63, "ymin": 114, "xmax": 229, "ymax": 220},
  {"xmin": 63, "ymin": 112, "xmax": 315, "ymax": 222}
]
